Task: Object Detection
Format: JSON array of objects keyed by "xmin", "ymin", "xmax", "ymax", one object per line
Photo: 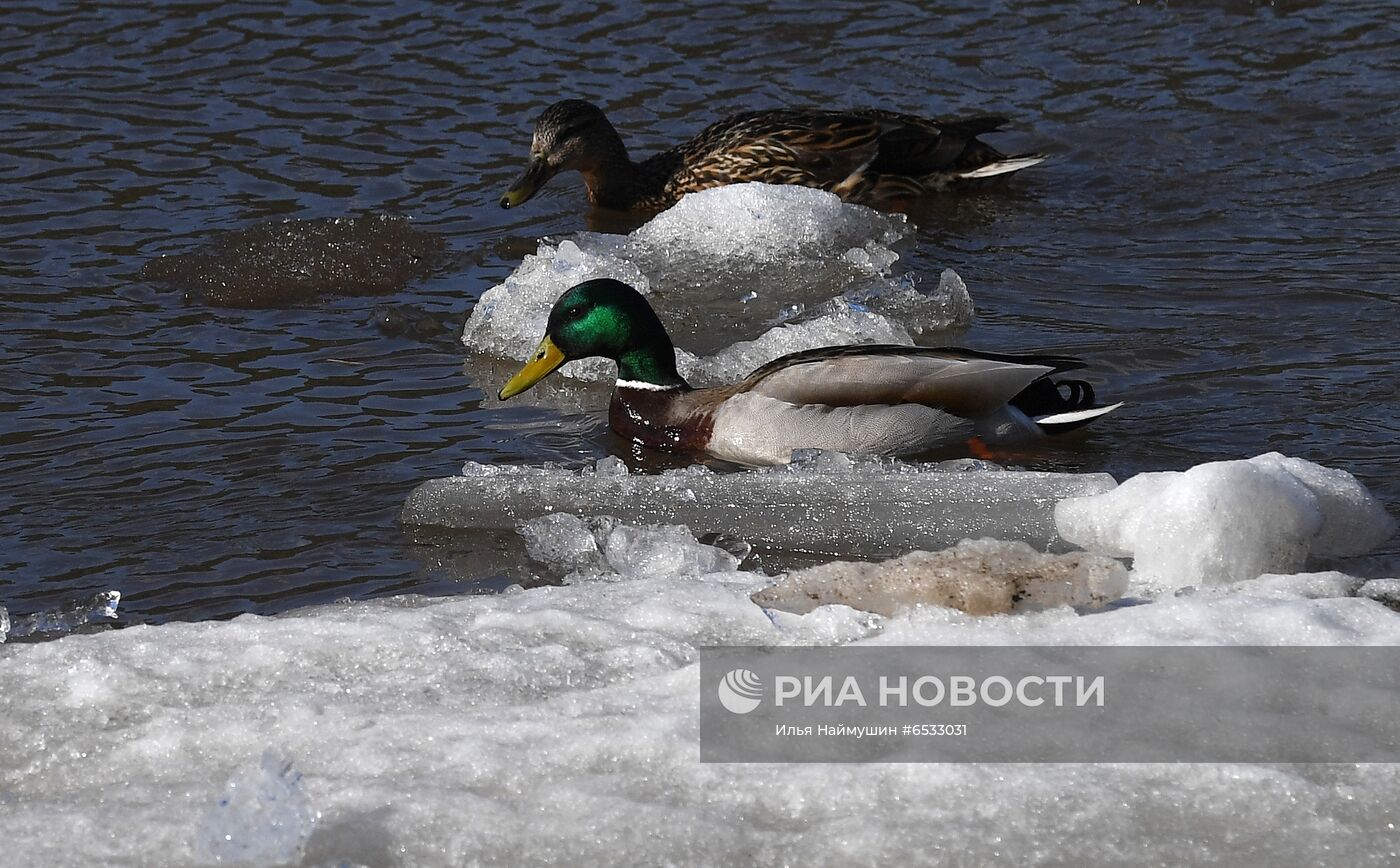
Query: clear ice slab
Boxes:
[{"xmin": 401, "ymin": 456, "xmax": 1117, "ymax": 559}]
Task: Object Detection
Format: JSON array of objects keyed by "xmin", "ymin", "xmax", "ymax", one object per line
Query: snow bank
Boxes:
[
  {"xmin": 3, "ymin": 517, "xmax": 1400, "ymax": 866},
  {"xmin": 402, "ymin": 454, "xmax": 1118, "ymax": 559},
  {"xmin": 752, "ymin": 538, "xmax": 1128, "ymax": 616},
  {"xmin": 1055, "ymin": 453, "xmax": 1395, "ymax": 591},
  {"xmin": 464, "ymin": 184, "xmax": 973, "ymax": 385}
]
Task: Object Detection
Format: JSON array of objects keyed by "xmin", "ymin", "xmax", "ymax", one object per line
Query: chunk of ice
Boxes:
[
  {"xmin": 195, "ymin": 751, "xmax": 317, "ymax": 867},
  {"xmin": 634, "ymin": 182, "xmax": 908, "ymax": 261},
  {"xmin": 1249, "ymin": 452, "xmax": 1396, "ymax": 556},
  {"xmin": 752, "ymin": 538, "xmax": 1128, "ymax": 617},
  {"xmin": 521, "ymin": 514, "xmax": 746, "ymax": 580},
  {"xmin": 600, "ymin": 523, "xmax": 741, "ymax": 579},
  {"xmin": 464, "ymin": 184, "xmax": 965, "ymax": 377},
  {"xmin": 0, "ymin": 590, "xmax": 120, "ymax": 642},
  {"xmin": 405, "ymin": 460, "xmax": 1118, "ymax": 558},
  {"xmin": 1357, "ymin": 578, "xmax": 1400, "ymax": 612},
  {"xmin": 519, "ymin": 513, "xmax": 604, "ymax": 574},
  {"xmin": 1055, "ymin": 453, "xmax": 1395, "ymax": 591},
  {"xmin": 779, "ymin": 269, "xmax": 975, "ymax": 337}
]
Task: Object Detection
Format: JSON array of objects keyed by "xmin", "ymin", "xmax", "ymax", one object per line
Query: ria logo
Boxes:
[{"xmin": 717, "ymin": 668, "xmax": 763, "ymax": 714}]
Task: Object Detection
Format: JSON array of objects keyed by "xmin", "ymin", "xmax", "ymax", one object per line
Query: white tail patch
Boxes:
[
  {"xmin": 1034, "ymin": 402, "xmax": 1124, "ymax": 427},
  {"xmin": 957, "ymin": 154, "xmax": 1048, "ymax": 179}
]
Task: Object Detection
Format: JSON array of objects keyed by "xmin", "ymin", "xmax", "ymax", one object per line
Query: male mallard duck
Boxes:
[
  {"xmin": 497, "ymin": 279, "xmax": 1120, "ymax": 466},
  {"xmin": 499, "ymin": 100, "xmax": 1046, "ymax": 213}
]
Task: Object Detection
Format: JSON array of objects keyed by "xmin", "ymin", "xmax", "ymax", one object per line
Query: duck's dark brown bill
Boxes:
[{"xmin": 500, "ymin": 156, "xmax": 554, "ymax": 209}]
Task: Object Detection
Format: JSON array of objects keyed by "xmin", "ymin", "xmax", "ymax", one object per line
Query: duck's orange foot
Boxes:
[{"xmin": 966, "ymin": 436, "xmax": 997, "ymax": 461}]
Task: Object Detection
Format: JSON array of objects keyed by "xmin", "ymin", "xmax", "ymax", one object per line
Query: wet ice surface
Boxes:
[
  {"xmin": 463, "ymin": 184, "xmax": 973, "ymax": 383},
  {"xmin": 3, "ymin": 519, "xmax": 1399, "ymax": 867},
  {"xmin": 402, "ymin": 454, "xmax": 1118, "ymax": 559}
]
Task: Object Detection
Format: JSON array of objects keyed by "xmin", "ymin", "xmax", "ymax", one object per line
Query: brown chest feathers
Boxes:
[{"xmin": 608, "ymin": 386, "xmax": 716, "ymax": 454}]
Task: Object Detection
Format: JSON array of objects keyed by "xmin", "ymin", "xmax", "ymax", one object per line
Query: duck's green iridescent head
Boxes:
[
  {"xmin": 499, "ymin": 100, "xmax": 615, "ymax": 209},
  {"xmin": 497, "ymin": 278, "xmax": 685, "ymax": 399}
]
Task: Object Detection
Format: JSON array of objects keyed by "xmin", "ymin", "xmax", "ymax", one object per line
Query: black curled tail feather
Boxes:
[
  {"xmin": 1010, "ymin": 377, "xmax": 1095, "ymax": 417},
  {"xmin": 1011, "ymin": 377, "xmax": 1115, "ymax": 435}
]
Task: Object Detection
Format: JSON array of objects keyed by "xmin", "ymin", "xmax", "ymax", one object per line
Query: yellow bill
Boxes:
[{"xmin": 498, "ymin": 336, "xmax": 566, "ymax": 399}]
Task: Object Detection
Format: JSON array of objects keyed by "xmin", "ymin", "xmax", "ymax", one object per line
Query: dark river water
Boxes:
[{"xmin": 3, "ymin": 1, "xmax": 1398, "ymax": 624}]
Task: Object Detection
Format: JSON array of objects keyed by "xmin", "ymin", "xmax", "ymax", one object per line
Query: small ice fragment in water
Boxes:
[
  {"xmin": 776, "ymin": 302, "xmax": 804, "ymax": 322},
  {"xmin": 739, "ymin": 291, "xmax": 758, "ymax": 302},
  {"xmin": 520, "ymin": 513, "xmax": 604, "ymax": 574},
  {"xmin": 751, "ymin": 538, "xmax": 1128, "ymax": 617},
  {"xmin": 0, "ymin": 590, "xmax": 120, "ymax": 641},
  {"xmin": 459, "ymin": 460, "xmax": 510, "ymax": 478},
  {"xmin": 594, "ymin": 455, "xmax": 629, "ymax": 477},
  {"xmin": 520, "ymin": 514, "xmax": 741, "ymax": 579},
  {"xmin": 195, "ymin": 751, "xmax": 317, "ymax": 867},
  {"xmin": 600, "ymin": 523, "xmax": 740, "ymax": 578},
  {"xmin": 1055, "ymin": 453, "xmax": 1396, "ymax": 591}
]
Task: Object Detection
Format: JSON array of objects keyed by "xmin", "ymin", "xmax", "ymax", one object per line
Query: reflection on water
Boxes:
[{"xmin": 2, "ymin": 0, "xmax": 1397, "ymax": 623}]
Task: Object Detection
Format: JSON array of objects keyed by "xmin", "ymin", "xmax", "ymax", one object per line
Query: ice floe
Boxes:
[
  {"xmin": 752, "ymin": 538, "xmax": 1128, "ymax": 617},
  {"xmin": 464, "ymin": 184, "xmax": 973, "ymax": 386},
  {"xmin": 402, "ymin": 454, "xmax": 1118, "ymax": 559},
  {"xmin": 1055, "ymin": 453, "xmax": 1395, "ymax": 592},
  {"xmin": 3, "ymin": 518, "xmax": 1400, "ymax": 865}
]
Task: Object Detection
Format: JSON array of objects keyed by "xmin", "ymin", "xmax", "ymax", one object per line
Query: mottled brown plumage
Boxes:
[{"xmin": 499, "ymin": 100, "xmax": 1046, "ymax": 213}]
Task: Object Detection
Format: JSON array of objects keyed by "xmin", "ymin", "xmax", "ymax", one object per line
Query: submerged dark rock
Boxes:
[{"xmin": 142, "ymin": 214, "xmax": 447, "ymax": 308}]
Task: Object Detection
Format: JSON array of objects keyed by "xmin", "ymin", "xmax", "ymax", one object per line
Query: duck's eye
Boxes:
[{"xmin": 557, "ymin": 121, "xmax": 590, "ymax": 141}]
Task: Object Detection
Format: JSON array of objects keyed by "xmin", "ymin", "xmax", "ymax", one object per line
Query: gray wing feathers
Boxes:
[
  {"xmin": 746, "ymin": 354, "xmax": 1052, "ymax": 418},
  {"xmin": 708, "ymin": 393, "xmax": 971, "ymax": 466}
]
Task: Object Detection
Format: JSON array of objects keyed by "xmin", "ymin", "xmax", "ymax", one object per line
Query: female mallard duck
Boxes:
[
  {"xmin": 497, "ymin": 279, "xmax": 1120, "ymax": 466},
  {"xmin": 499, "ymin": 100, "xmax": 1046, "ymax": 213}
]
